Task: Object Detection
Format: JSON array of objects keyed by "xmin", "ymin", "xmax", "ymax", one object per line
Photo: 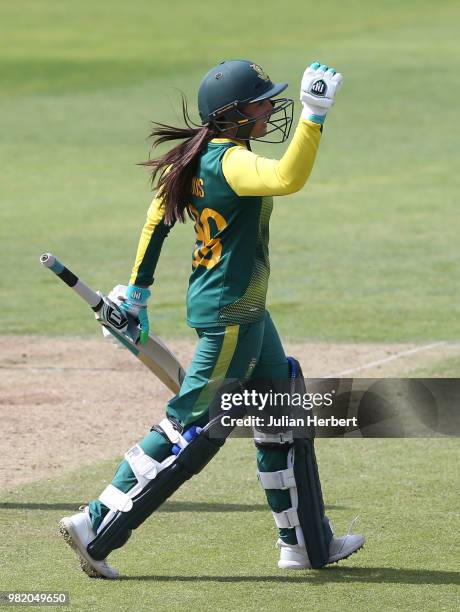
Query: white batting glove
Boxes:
[
  {"xmin": 101, "ymin": 284, "xmax": 151, "ymax": 345},
  {"xmin": 101, "ymin": 285, "xmax": 130, "ymax": 349},
  {"xmin": 300, "ymin": 61, "xmax": 343, "ymax": 124}
]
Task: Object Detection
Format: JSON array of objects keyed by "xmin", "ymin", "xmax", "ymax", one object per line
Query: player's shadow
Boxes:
[
  {"xmin": 119, "ymin": 567, "xmax": 459, "ymax": 585},
  {"xmin": 0, "ymin": 501, "xmax": 347, "ymax": 512}
]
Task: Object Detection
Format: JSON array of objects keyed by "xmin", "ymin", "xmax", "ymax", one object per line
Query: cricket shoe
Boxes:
[
  {"xmin": 277, "ymin": 532, "xmax": 365, "ymax": 570},
  {"xmin": 58, "ymin": 507, "xmax": 118, "ymax": 579}
]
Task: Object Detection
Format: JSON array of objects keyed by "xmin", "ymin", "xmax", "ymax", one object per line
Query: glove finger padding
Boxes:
[
  {"xmin": 331, "ymin": 71, "xmax": 343, "ymax": 91},
  {"xmin": 107, "ymin": 284, "xmax": 130, "ymax": 306},
  {"xmin": 135, "ymin": 308, "xmax": 150, "ymax": 345},
  {"xmin": 97, "ymin": 286, "xmax": 131, "ymax": 348}
]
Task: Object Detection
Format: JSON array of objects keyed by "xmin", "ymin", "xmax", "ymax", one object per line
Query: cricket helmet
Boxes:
[{"xmin": 198, "ymin": 60, "xmax": 293, "ymax": 142}]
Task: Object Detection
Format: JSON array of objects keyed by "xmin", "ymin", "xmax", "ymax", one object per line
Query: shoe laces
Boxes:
[{"xmin": 347, "ymin": 515, "xmax": 360, "ymax": 535}]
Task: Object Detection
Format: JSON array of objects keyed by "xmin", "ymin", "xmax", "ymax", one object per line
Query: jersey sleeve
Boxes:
[
  {"xmin": 221, "ymin": 119, "xmax": 322, "ymax": 197},
  {"xmin": 129, "ymin": 196, "xmax": 174, "ymax": 287}
]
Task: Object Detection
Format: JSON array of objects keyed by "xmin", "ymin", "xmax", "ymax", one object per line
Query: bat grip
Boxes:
[{"xmin": 40, "ymin": 252, "xmax": 103, "ymax": 311}]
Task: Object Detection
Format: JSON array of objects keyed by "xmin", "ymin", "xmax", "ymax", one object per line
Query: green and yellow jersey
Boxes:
[{"xmin": 130, "ymin": 119, "xmax": 322, "ymax": 328}]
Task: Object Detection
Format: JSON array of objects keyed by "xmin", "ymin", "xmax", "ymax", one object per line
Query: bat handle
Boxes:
[
  {"xmin": 39, "ymin": 252, "xmax": 57, "ymax": 268},
  {"xmin": 40, "ymin": 252, "xmax": 103, "ymax": 311}
]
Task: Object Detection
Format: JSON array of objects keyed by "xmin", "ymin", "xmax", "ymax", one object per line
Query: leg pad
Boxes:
[{"xmin": 87, "ymin": 414, "xmax": 233, "ymax": 561}]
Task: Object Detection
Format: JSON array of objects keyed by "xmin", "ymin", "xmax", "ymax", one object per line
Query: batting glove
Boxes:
[
  {"xmin": 119, "ymin": 284, "xmax": 151, "ymax": 345},
  {"xmin": 300, "ymin": 61, "xmax": 343, "ymax": 124}
]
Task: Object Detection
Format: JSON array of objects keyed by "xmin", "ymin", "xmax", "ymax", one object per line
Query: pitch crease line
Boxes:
[{"xmin": 326, "ymin": 341, "xmax": 446, "ymax": 378}]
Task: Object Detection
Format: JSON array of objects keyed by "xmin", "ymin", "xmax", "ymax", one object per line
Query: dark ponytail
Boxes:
[{"xmin": 140, "ymin": 95, "xmax": 216, "ymax": 225}]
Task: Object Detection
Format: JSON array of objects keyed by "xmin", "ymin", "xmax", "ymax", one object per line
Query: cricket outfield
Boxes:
[{"xmin": 1, "ymin": 0, "xmax": 459, "ymax": 610}]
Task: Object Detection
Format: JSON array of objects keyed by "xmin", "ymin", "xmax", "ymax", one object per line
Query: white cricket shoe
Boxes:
[
  {"xmin": 277, "ymin": 532, "xmax": 365, "ymax": 570},
  {"xmin": 278, "ymin": 541, "xmax": 312, "ymax": 570},
  {"xmin": 328, "ymin": 533, "xmax": 365, "ymax": 564},
  {"xmin": 59, "ymin": 507, "xmax": 118, "ymax": 579}
]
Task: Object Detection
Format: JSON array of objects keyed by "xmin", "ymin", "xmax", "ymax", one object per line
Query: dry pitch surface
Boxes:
[{"xmin": 1, "ymin": 336, "xmax": 458, "ymax": 489}]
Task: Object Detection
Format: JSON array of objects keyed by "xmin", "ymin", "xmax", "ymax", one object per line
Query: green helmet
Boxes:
[{"xmin": 198, "ymin": 60, "xmax": 293, "ymax": 143}]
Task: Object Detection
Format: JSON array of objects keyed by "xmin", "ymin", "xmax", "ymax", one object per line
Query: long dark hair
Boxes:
[{"xmin": 140, "ymin": 95, "xmax": 216, "ymax": 225}]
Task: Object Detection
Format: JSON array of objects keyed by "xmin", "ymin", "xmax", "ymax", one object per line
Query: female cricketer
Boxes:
[{"xmin": 59, "ymin": 59, "xmax": 365, "ymax": 578}]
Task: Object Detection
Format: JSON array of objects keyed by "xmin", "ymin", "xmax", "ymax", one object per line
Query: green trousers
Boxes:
[{"xmin": 89, "ymin": 310, "xmax": 297, "ymax": 544}]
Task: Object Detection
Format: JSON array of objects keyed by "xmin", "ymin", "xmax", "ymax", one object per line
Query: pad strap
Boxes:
[
  {"xmin": 272, "ymin": 507, "xmax": 300, "ymax": 529},
  {"xmin": 99, "ymin": 484, "xmax": 133, "ymax": 513},
  {"xmin": 253, "ymin": 429, "xmax": 293, "ymax": 445},
  {"xmin": 258, "ymin": 467, "xmax": 296, "ymax": 490},
  {"xmin": 159, "ymin": 418, "xmax": 188, "ymax": 449},
  {"xmin": 125, "ymin": 445, "xmax": 162, "ymax": 488}
]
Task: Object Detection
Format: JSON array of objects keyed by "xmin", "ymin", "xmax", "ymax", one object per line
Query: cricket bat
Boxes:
[{"xmin": 40, "ymin": 253, "xmax": 185, "ymax": 393}]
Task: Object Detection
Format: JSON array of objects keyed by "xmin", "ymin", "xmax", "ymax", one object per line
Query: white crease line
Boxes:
[
  {"xmin": 1, "ymin": 341, "xmax": 452, "ymax": 377},
  {"xmin": 326, "ymin": 341, "xmax": 447, "ymax": 378}
]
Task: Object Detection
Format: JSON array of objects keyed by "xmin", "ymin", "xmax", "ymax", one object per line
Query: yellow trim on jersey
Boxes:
[
  {"xmin": 129, "ymin": 196, "xmax": 165, "ymax": 285},
  {"xmin": 221, "ymin": 119, "xmax": 322, "ymax": 197}
]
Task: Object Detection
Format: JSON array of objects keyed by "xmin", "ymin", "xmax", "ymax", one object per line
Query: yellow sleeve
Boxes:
[
  {"xmin": 222, "ymin": 120, "xmax": 322, "ymax": 197},
  {"xmin": 129, "ymin": 196, "xmax": 173, "ymax": 286}
]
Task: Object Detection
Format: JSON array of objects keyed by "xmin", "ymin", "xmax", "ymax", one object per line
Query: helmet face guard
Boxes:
[{"xmin": 210, "ymin": 97, "xmax": 294, "ymax": 143}]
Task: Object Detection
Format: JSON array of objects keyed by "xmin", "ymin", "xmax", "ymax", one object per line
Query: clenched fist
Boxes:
[{"xmin": 300, "ymin": 61, "xmax": 343, "ymax": 124}]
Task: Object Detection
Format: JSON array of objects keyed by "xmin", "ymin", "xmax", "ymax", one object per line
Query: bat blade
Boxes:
[
  {"xmin": 138, "ymin": 335, "xmax": 185, "ymax": 393},
  {"xmin": 101, "ymin": 324, "xmax": 184, "ymax": 393}
]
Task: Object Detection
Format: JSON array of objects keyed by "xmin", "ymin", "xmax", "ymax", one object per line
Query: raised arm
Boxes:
[
  {"xmin": 223, "ymin": 61, "xmax": 342, "ymax": 197},
  {"xmin": 222, "ymin": 119, "xmax": 322, "ymax": 197}
]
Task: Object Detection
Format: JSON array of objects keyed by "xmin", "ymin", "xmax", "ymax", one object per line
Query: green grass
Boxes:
[
  {"xmin": 1, "ymin": 0, "xmax": 459, "ymax": 341},
  {"xmin": 1, "ymin": 438, "xmax": 458, "ymax": 611}
]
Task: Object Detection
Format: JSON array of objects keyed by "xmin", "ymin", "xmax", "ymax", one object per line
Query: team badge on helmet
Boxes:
[{"xmin": 250, "ymin": 64, "xmax": 270, "ymax": 82}]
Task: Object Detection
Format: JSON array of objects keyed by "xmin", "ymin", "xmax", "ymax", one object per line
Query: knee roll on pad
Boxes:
[
  {"xmin": 87, "ymin": 411, "xmax": 238, "ymax": 561},
  {"xmin": 255, "ymin": 357, "xmax": 332, "ymax": 568}
]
